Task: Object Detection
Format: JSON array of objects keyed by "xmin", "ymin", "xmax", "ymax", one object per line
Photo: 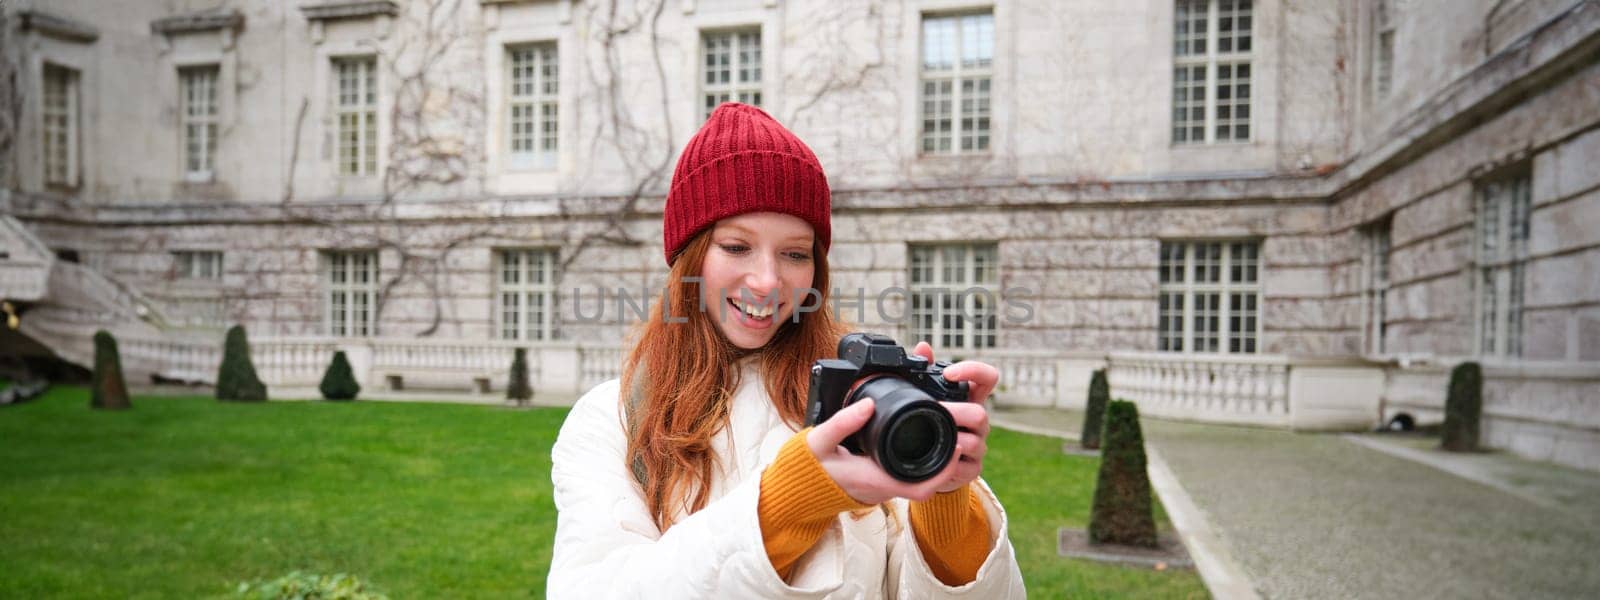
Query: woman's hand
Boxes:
[{"xmin": 806, "ymin": 341, "xmax": 998, "ymax": 502}]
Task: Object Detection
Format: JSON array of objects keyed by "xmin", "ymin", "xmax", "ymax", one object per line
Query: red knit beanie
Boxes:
[{"xmin": 662, "ymin": 102, "xmax": 831, "ymax": 266}]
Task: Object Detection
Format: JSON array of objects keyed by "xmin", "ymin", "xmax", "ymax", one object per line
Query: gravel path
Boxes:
[{"xmin": 994, "ymin": 407, "xmax": 1600, "ymax": 599}]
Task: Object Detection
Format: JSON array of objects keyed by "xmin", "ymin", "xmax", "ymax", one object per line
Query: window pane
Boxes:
[
  {"xmin": 922, "ymin": 17, "xmax": 956, "ymax": 71},
  {"xmin": 960, "ymin": 13, "xmax": 994, "ymax": 69}
]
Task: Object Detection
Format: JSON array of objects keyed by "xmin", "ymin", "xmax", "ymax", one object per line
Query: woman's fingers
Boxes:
[
  {"xmin": 807, "ymin": 398, "xmax": 874, "ymax": 457},
  {"xmin": 944, "ymin": 401, "xmax": 990, "ymax": 439},
  {"xmin": 913, "ymin": 341, "xmax": 935, "ymax": 363},
  {"xmin": 943, "ymin": 360, "xmax": 1000, "ymax": 405},
  {"xmin": 954, "ymin": 431, "xmax": 988, "ymax": 462}
]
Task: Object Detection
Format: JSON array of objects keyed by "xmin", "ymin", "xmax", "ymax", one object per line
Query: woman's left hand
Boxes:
[{"xmin": 910, "ymin": 341, "xmax": 998, "ymax": 495}]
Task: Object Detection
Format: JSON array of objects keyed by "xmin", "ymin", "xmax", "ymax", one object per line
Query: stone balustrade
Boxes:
[
  {"xmin": 17, "ymin": 313, "xmax": 1387, "ymax": 430},
  {"xmin": 1108, "ymin": 351, "xmax": 1295, "ymax": 427}
]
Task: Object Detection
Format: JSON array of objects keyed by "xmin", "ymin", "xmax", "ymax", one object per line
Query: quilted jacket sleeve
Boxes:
[
  {"xmin": 884, "ymin": 479, "xmax": 1027, "ymax": 598},
  {"xmin": 546, "ymin": 380, "xmax": 845, "ymax": 599}
]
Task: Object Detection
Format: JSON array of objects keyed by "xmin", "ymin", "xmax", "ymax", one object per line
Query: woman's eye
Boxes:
[
  {"xmin": 719, "ymin": 244, "xmax": 750, "ymax": 255},
  {"xmin": 786, "ymin": 251, "xmax": 812, "ymax": 261}
]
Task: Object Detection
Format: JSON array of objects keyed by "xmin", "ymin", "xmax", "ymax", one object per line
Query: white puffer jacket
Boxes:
[{"xmin": 548, "ymin": 358, "xmax": 1026, "ymax": 599}]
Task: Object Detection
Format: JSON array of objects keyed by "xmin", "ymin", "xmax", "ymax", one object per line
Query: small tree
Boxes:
[
  {"xmin": 319, "ymin": 351, "xmax": 361, "ymax": 401},
  {"xmin": 1088, "ymin": 400, "xmax": 1157, "ymax": 548},
  {"xmin": 90, "ymin": 330, "xmax": 131, "ymax": 410},
  {"xmin": 1081, "ymin": 368, "xmax": 1110, "ymax": 450},
  {"xmin": 216, "ymin": 325, "xmax": 268, "ymax": 402},
  {"xmin": 506, "ymin": 347, "xmax": 533, "ymax": 407},
  {"xmin": 1441, "ymin": 361, "xmax": 1483, "ymax": 452}
]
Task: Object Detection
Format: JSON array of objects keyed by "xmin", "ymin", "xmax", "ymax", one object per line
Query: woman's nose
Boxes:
[{"xmin": 743, "ymin": 255, "xmax": 780, "ymax": 296}]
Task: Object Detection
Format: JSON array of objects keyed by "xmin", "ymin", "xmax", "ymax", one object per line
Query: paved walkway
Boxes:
[{"xmin": 994, "ymin": 407, "xmax": 1600, "ymax": 600}]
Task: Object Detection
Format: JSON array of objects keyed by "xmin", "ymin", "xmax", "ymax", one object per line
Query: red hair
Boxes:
[{"xmin": 621, "ymin": 230, "xmax": 848, "ymax": 531}]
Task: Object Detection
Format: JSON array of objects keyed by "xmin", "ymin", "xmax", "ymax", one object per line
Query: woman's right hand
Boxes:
[{"xmin": 806, "ymin": 399, "xmax": 962, "ymax": 505}]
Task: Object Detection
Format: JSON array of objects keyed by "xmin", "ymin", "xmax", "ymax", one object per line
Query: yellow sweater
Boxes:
[{"xmin": 757, "ymin": 429, "xmax": 992, "ymax": 586}]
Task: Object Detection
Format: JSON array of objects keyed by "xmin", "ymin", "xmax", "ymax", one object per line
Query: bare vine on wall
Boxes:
[{"xmin": 268, "ymin": 0, "xmax": 498, "ymax": 338}]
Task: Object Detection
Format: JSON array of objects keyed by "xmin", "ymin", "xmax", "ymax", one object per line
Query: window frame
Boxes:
[
  {"xmin": 919, "ymin": 10, "xmax": 994, "ymax": 155},
  {"xmin": 1172, "ymin": 0, "xmax": 1253, "ymax": 146},
  {"xmin": 1472, "ymin": 167, "xmax": 1532, "ymax": 358},
  {"xmin": 41, "ymin": 62, "xmax": 81, "ymax": 189},
  {"xmin": 1371, "ymin": 0, "xmax": 1396, "ymax": 103},
  {"xmin": 908, "ymin": 243, "xmax": 1000, "ymax": 352},
  {"xmin": 173, "ymin": 250, "xmax": 224, "ymax": 281},
  {"xmin": 495, "ymin": 248, "xmax": 560, "ymax": 342},
  {"xmin": 1360, "ymin": 218, "xmax": 1393, "ymax": 356},
  {"xmin": 699, "ymin": 27, "xmax": 764, "ymax": 120},
  {"xmin": 323, "ymin": 250, "xmax": 380, "ymax": 337},
  {"xmin": 332, "ymin": 55, "xmax": 379, "ymax": 178},
  {"xmin": 506, "ymin": 42, "xmax": 560, "ymax": 171},
  {"xmin": 1158, "ymin": 240, "xmax": 1263, "ymax": 354},
  {"xmin": 180, "ymin": 65, "xmax": 221, "ymax": 182}
]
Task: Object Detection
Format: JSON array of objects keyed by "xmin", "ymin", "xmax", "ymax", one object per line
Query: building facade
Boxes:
[{"xmin": 1, "ymin": 0, "xmax": 1597, "ymax": 470}]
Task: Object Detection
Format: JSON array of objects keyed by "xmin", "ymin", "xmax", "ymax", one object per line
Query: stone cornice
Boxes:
[
  {"xmin": 299, "ymin": 1, "xmax": 400, "ymax": 22},
  {"xmin": 150, "ymin": 9, "xmax": 245, "ymax": 36},
  {"xmin": 16, "ymin": 10, "xmax": 100, "ymax": 43},
  {"xmin": 1328, "ymin": 0, "xmax": 1600, "ymax": 199}
]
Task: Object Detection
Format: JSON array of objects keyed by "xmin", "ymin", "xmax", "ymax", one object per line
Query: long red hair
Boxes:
[{"xmin": 621, "ymin": 230, "xmax": 848, "ymax": 531}]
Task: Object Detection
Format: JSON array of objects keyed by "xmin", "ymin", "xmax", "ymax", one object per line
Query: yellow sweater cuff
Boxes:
[
  {"xmin": 758, "ymin": 428, "xmax": 871, "ymax": 579},
  {"xmin": 909, "ymin": 483, "xmax": 992, "ymax": 586}
]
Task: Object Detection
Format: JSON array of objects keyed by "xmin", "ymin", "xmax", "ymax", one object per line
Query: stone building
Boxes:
[{"xmin": 0, "ymin": 0, "xmax": 1596, "ymax": 470}]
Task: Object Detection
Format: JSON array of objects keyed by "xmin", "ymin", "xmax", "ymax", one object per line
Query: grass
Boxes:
[
  {"xmin": 0, "ymin": 386, "xmax": 1206, "ymax": 598},
  {"xmin": 985, "ymin": 428, "xmax": 1207, "ymax": 598}
]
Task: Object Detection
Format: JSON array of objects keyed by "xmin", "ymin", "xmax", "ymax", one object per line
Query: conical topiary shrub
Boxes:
[
  {"xmin": 1088, "ymin": 399, "xmax": 1157, "ymax": 548},
  {"xmin": 1081, "ymin": 368, "xmax": 1110, "ymax": 450},
  {"xmin": 215, "ymin": 325, "xmax": 268, "ymax": 402},
  {"xmin": 507, "ymin": 347, "xmax": 533, "ymax": 407},
  {"xmin": 1441, "ymin": 361, "xmax": 1483, "ymax": 452},
  {"xmin": 319, "ymin": 351, "xmax": 361, "ymax": 401},
  {"xmin": 90, "ymin": 330, "xmax": 131, "ymax": 410}
]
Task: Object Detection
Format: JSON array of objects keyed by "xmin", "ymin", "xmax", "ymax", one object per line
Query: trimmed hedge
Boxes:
[
  {"xmin": 319, "ymin": 350, "xmax": 361, "ymax": 401},
  {"xmin": 215, "ymin": 325, "xmax": 267, "ymax": 402},
  {"xmin": 1081, "ymin": 368, "xmax": 1110, "ymax": 450},
  {"xmin": 90, "ymin": 330, "xmax": 131, "ymax": 410},
  {"xmin": 1088, "ymin": 399, "xmax": 1157, "ymax": 547},
  {"xmin": 507, "ymin": 347, "xmax": 533, "ymax": 406},
  {"xmin": 1441, "ymin": 361, "xmax": 1483, "ymax": 452}
]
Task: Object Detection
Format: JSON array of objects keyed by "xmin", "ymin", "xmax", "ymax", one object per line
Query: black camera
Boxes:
[{"xmin": 804, "ymin": 333, "xmax": 970, "ymax": 482}]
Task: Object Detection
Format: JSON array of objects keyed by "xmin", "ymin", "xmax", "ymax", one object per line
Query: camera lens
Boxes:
[
  {"xmin": 848, "ymin": 376, "xmax": 957, "ymax": 482},
  {"xmin": 890, "ymin": 411, "xmax": 938, "ymax": 463}
]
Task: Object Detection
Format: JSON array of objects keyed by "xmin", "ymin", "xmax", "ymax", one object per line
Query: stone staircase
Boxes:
[{"xmin": 1, "ymin": 214, "xmax": 207, "ymax": 383}]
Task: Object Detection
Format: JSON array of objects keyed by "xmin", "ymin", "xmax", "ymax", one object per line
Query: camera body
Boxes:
[{"xmin": 805, "ymin": 333, "xmax": 970, "ymax": 482}]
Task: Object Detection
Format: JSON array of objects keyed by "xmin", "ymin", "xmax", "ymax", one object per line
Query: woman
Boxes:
[{"xmin": 548, "ymin": 103, "xmax": 1025, "ymax": 598}]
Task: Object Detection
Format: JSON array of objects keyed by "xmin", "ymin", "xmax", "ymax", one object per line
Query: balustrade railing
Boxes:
[{"xmin": 1107, "ymin": 351, "xmax": 1292, "ymax": 426}]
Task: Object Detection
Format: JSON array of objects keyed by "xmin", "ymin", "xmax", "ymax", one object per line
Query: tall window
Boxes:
[
  {"xmin": 1372, "ymin": 0, "xmax": 1396, "ymax": 101},
  {"xmin": 325, "ymin": 250, "xmax": 379, "ymax": 337},
  {"xmin": 334, "ymin": 56, "xmax": 378, "ymax": 176},
  {"xmin": 174, "ymin": 250, "xmax": 223, "ymax": 281},
  {"xmin": 181, "ymin": 66, "xmax": 220, "ymax": 180},
  {"xmin": 909, "ymin": 244, "xmax": 999, "ymax": 351},
  {"xmin": 1475, "ymin": 169, "xmax": 1531, "ymax": 357},
  {"xmin": 1159, "ymin": 241, "xmax": 1261, "ymax": 353},
  {"xmin": 920, "ymin": 12, "xmax": 993, "ymax": 154},
  {"xmin": 497, "ymin": 249, "xmax": 558, "ymax": 341},
  {"xmin": 1361, "ymin": 220, "xmax": 1392, "ymax": 355},
  {"xmin": 1173, "ymin": 0, "xmax": 1252, "ymax": 144},
  {"xmin": 42, "ymin": 63, "xmax": 80, "ymax": 187},
  {"xmin": 701, "ymin": 29, "xmax": 762, "ymax": 119},
  {"xmin": 508, "ymin": 43, "xmax": 558, "ymax": 169}
]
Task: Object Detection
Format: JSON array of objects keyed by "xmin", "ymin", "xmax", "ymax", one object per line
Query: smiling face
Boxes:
[{"xmin": 699, "ymin": 212, "xmax": 818, "ymax": 350}]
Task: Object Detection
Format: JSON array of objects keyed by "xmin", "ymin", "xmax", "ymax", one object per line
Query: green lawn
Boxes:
[{"xmin": 0, "ymin": 386, "xmax": 1206, "ymax": 598}]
